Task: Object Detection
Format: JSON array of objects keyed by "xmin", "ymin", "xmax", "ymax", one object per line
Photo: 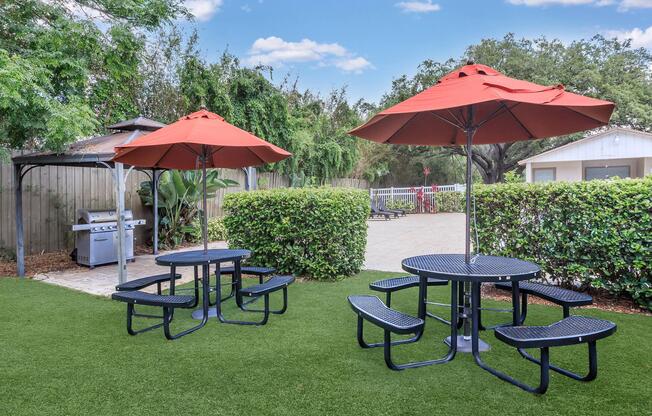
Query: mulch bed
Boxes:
[{"xmin": 1, "ymin": 251, "xmax": 649, "ymax": 316}]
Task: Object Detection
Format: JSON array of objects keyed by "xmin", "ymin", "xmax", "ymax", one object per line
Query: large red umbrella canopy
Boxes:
[
  {"xmin": 349, "ymin": 63, "xmax": 615, "ymax": 145},
  {"xmin": 113, "ymin": 109, "xmax": 291, "ymax": 169},
  {"xmin": 350, "ymin": 62, "xmax": 615, "ymax": 266}
]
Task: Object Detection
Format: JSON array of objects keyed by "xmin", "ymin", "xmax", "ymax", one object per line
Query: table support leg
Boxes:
[
  {"xmin": 471, "ymin": 281, "xmax": 549, "ymax": 394},
  {"xmin": 445, "ymin": 280, "xmax": 490, "ymax": 352},
  {"xmin": 191, "ymin": 263, "xmax": 220, "ymax": 320}
]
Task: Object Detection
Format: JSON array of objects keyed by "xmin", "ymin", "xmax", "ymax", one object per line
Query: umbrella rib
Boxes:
[
  {"xmin": 156, "ymin": 145, "xmax": 176, "ymax": 168},
  {"xmin": 429, "ymin": 111, "xmax": 465, "ymax": 131},
  {"xmin": 504, "ymin": 104, "xmax": 536, "ymax": 139},
  {"xmin": 381, "ymin": 113, "xmax": 420, "ymax": 143},
  {"xmin": 182, "ymin": 143, "xmax": 201, "ymax": 157},
  {"xmin": 446, "ymin": 109, "xmax": 466, "ymax": 128},
  {"xmin": 475, "ymin": 102, "xmax": 518, "ymax": 129}
]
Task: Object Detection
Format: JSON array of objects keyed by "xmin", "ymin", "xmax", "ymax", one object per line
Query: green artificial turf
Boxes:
[{"xmin": 0, "ymin": 273, "xmax": 650, "ymax": 416}]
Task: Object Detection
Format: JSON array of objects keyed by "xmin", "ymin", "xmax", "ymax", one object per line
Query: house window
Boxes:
[
  {"xmin": 533, "ymin": 168, "xmax": 556, "ymax": 183},
  {"xmin": 585, "ymin": 166, "xmax": 630, "ymax": 181}
]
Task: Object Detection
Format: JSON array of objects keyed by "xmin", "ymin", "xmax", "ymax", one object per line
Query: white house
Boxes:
[{"xmin": 519, "ymin": 127, "xmax": 652, "ymax": 183}]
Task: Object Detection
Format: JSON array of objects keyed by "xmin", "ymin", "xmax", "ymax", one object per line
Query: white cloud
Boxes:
[
  {"xmin": 185, "ymin": 0, "xmax": 223, "ymax": 22},
  {"xmin": 245, "ymin": 36, "xmax": 373, "ymax": 73},
  {"xmin": 507, "ymin": 0, "xmax": 652, "ymax": 8},
  {"xmin": 607, "ymin": 26, "xmax": 652, "ymax": 48},
  {"xmin": 335, "ymin": 57, "xmax": 374, "ymax": 73},
  {"xmin": 395, "ymin": 0, "xmax": 441, "ymax": 13},
  {"xmin": 618, "ymin": 0, "xmax": 652, "ymax": 10},
  {"xmin": 241, "ymin": 4, "xmax": 252, "ymax": 12}
]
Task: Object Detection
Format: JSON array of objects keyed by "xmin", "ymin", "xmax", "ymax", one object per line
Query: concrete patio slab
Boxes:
[
  {"xmin": 34, "ymin": 213, "xmax": 465, "ymax": 296},
  {"xmin": 33, "ymin": 241, "xmax": 229, "ymax": 297},
  {"xmin": 364, "ymin": 213, "xmax": 465, "ymax": 272}
]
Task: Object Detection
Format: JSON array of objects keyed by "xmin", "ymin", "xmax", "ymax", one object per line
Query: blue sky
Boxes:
[{"xmin": 180, "ymin": 0, "xmax": 652, "ymax": 103}]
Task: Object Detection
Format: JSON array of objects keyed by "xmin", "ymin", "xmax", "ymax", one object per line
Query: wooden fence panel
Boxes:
[{"xmin": 1, "ymin": 155, "xmax": 370, "ymax": 255}]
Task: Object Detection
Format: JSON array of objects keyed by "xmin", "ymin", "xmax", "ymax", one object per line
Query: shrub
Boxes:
[
  {"xmin": 473, "ymin": 177, "xmax": 652, "ymax": 311},
  {"xmin": 436, "ymin": 191, "xmax": 464, "ymax": 213},
  {"xmin": 386, "ymin": 199, "xmax": 415, "ymax": 212},
  {"xmin": 223, "ymin": 187, "xmax": 370, "ymax": 281},
  {"xmin": 189, "ymin": 217, "xmax": 228, "ymax": 243}
]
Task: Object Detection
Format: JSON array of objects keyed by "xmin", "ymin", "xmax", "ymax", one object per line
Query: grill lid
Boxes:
[{"xmin": 77, "ymin": 209, "xmax": 133, "ymax": 224}]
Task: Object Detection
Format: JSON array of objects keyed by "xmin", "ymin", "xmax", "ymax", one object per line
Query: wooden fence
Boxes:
[{"xmin": 0, "ymin": 160, "xmax": 367, "ymax": 255}]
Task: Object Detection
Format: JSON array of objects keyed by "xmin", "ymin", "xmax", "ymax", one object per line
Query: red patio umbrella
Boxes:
[
  {"xmin": 349, "ymin": 62, "xmax": 615, "ymax": 263},
  {"xmin": 113, "ymin": 109, "xmax": 291, "ymax": 252}
]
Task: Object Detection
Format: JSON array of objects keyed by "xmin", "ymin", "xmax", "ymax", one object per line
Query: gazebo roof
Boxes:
[
  {"xmin": 12, "ymin": 117, "xmax": 166, "ymax": 167},
  {"xmin": 107, "ymin": 116, "xmax": 167, "ymax": 132}
]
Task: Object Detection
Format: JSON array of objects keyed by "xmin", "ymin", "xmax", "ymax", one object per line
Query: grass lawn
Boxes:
[{"xmin": 1, "ymin": 272, "xmax": 650, "ymax": 416}]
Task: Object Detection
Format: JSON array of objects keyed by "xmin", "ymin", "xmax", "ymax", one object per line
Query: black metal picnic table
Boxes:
[
  {"xmin": 401, "ymin": 254, "xmax": 540, "ymax": 363},
  {"xmin": 155, "ymin": 249, "xmax": 251, "ymax": 323}
]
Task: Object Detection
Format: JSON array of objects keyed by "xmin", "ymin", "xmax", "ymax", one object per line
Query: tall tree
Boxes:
[
  {"xmin": 0, "ymin": 0, "xmax": 185, "ymax": 157},
  {"xmin": 378, "ymin": 34, "xmax": 652, "ymax": 183}
]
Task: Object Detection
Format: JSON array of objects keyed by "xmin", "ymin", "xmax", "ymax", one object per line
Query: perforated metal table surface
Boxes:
[
  {"xmin": 401, "ymin": 254, "xmax": 541, "ymax": 354},
  {"xmin": 155, "ymin": 249, "xmax": 251, "ymax": 321},
  {"xmin": 402, "ymin": 254, "xmax": 540, "ymax": 283},
  {"xmin": 155, "ymin": 249, "xmax": 250, "ymax": 267}
]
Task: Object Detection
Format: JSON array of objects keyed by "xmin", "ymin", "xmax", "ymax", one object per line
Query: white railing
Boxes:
[{"xmin": 370, "ymin": 184, "xmax": 465, "ymax": 213}]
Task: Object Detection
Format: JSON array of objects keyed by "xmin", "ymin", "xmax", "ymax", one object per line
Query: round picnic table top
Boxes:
[
  {"xmin": 402, "ymin": 254, "xmax": 540, "ymax": 283},
  {"xmin": 155, "ymin": 249, "xmax": 251, "ymax": 267}
]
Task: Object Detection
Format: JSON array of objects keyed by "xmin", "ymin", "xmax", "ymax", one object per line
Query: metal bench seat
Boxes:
[
  {"xmin": 495, "ymin": 281, "xmax": 592, "ymax": 307},
  {"xmin": 111, "ymin": 290, "xmax": 204, "ymax": 340},
  {"xmin": 111, "ymin": 291, "xmax": 195, "ymax": 308},
  {"xmin": 348, "ymin": 294, "xmax": 459, "ymax": 370},
  {"xmin": 239, "ymin": 275, "xmax": 295, "ymax": 297},
  {"xmin": 370, "ymin": 275, "xmax": 450, "ymax": 326},
  {"xmin": 495, "ymin": 316, "xmax": 616, "ymax": 349},
  {"xmin": 115, "ymin": 273, "xmax": 181, "ymax": 292},
  {"xmin": 488, "ymin": 316, "xmax": 617, "ymax": 394},
  {"xmin": 218, "ymin": 266, "xmax": 276, "ymax": 277},
  {"xmin": 348, "ymin": 295, "xmax": 424, "ymax": 334},
  {"xmin": 494, "ymin": 281, "xmax": 593, "ymax": 324},
  {"xmin": 370, "ymin": 275, "xmax": 447, "ymax": 293},
  {"xmin": 215, "ymin": 275, "xmax": 295, "ymax": 326}
]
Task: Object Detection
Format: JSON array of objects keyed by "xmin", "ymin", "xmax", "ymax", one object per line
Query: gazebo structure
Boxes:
[{"xmin": 11, "ymin": 117, "xmax": 166, "ymax": 281}]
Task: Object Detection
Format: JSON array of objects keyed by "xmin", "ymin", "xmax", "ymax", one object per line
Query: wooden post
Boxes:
[
  {"xmin": 14, "ymin": 164, "xmax": 25, "ymax": 277},
  {"xmin": 152, "ymin": 168, "xmax": 159, "ymax": 255},
  {"xmin": 115, "ymin": 162, "xmax": 127, "ymax": 284}
]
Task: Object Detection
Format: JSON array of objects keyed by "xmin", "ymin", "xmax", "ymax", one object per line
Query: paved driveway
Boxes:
[{"xmin": 364, "ymin": 213, "xmax": 465, "ymax": 272}]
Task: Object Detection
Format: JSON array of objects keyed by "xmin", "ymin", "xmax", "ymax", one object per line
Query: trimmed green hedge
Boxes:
[
  {"xmin": 474, "ymin": 177, "xmax": 652, "ymax": 310},
  {"xmin": 189, "ymin": 217, "xmax": 227, "ymax": 243},
  {"xmin": 436, "ymin": 191, "xmax": 465, "ymax": 213},
  {"xmin": 223, "ymin": 188, "xmax": 369, "ymax": 281}
]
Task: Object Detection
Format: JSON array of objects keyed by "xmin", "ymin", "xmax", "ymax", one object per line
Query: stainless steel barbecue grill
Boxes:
[{"xmin": 72, "ymin": 209, "xmax": 145, "ymax": 268}]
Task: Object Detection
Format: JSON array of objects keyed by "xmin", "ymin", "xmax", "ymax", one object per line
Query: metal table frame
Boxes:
[
  {"xmin": 155, "ymin": 249, "xmax": 251, "ymax": 330},
  {"xmin": 402, "ymin": 254, "xmax": 541, "ymax": 372}
]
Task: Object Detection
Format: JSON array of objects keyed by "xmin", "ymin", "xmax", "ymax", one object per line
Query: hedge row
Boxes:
[
  {"xmin": 473, "ymin": 177, "xmax": 652, "ymax": 310},
  {"xmin": 223, "ymin": 187, "xmax": 369, "ymax": 281},
  {"xmin": 435, "ymin": 191, "xmax": 464, "ymax": 213}
]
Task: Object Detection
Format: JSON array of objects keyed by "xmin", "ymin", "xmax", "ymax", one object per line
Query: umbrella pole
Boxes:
[
  {"xmin": 465, "ymin": 108, "xmax": 474, "ymax": 264},
  {"xmin": 463, "ymin": 107, "xmax": 474, "ymax": 341},
  {"xmin": 202, "ymin": 146, "xmax": 208, "ymax": 254}
]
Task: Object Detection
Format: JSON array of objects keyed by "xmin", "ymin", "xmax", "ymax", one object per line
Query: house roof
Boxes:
[{"xmin": 518, "ymin": 127, "xmax": 652, "ymax": 165}]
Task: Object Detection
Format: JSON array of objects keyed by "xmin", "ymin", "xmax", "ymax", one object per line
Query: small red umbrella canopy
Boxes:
[
  {"xmin": 350, "ymin": 62, "xmax": 615, "ymax": 263},
  {"xmin": 113, "ymin": 109, "xmax": 291, "ymax": 252},
  {"xmin": 113, "ymin": 109, "xmax": 291, "ymax": 169}
]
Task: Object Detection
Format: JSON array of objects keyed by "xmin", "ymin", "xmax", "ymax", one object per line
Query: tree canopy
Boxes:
[
  {"xmin": 2, "ymin": 9, "xmax": 651, "ymax": 187},
  {"xmin": 0, "ymin": 0, "xmax": 185, "ymax": 157}
]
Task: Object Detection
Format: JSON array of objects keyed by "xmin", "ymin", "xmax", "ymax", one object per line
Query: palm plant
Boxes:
[{"xmin": 138, "ymin": 170, "xmax": 238, "ymax": 247}]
